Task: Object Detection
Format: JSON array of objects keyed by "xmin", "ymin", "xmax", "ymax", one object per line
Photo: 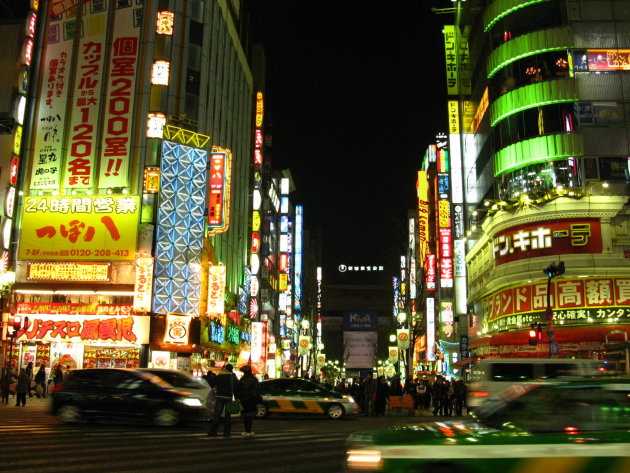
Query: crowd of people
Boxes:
[
  {"xmin": 1, "ymin": 362, "xmax": 68, "ymax": 406},
  {"xmin": 336, "ymin": 374, "xmax": 468, "ymax": 417}
]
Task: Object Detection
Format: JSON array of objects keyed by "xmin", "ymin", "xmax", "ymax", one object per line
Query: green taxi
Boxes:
[
  {"xmin": 346, "ymin": 377, "xmax": 630, "ymax": 472},
  {"xmin": 256, "ymin": 378, "xmax": 359, "ymax": 419}
]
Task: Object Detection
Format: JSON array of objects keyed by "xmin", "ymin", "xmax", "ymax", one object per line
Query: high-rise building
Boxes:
[
  {"xmin": 2, "ymin": 1, "xmax": 258, "ymax": 374},
  {"xmin": 447, "ymin": 0, "xmax": 630, "ymax": 371}
]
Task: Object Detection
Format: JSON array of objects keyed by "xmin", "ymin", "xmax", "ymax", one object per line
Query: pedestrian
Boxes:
[
  {"xmin": 34, "ymin": 363, "xmax": 47, "ymax": 398},
  {"xmin": 453, "ymin": 379, "xmax": 467, "ymax": 417},
  {"xmin": 444, "ymin": 380, "xmax": 454, "ymax": 416},
  {"xmin": 363, "ymin": 373, "xmax": 377, "ymax": 416},
  {"xmin": 25, "ymin": 362, "xmax": 34, "ymax": 398},
  {"xmin": 16, "ymin": 369, "xmax": 30, "ymax": 406},
  {"xmin": 54, "ymin": 364, "xmax": 64, "ymax": 386},
  {"xmin": 415, "ymin": 378, "xmax": 429, "ymax": 416},
  {"xmin": 432, "ymin": 376, "xmax": 446, "ymax": 416},
  {"xmin": 374, "ymin": 375, "xmax": 389, "ymax": 416},
  {"xmin": 389, "ymin": 375, "xmax": 403, "ymax": 396},
  {"xmin": 236, "ymin": 365, "xmax": 262, "ymax": 436},
  {"xmin": 1, "ymin": 367, "xmax": 13, "ymax": 405},
  {"xmin": 207, "ymin": 364, "xmax": 238, "ymax": 438}
]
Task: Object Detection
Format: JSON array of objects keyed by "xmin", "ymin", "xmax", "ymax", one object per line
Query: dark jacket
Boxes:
[
  {"xmin": 236, "ymin": 373, "xmax": 262, "ymax": 413},
  {"xmin": 212, "ymin": 368, "xmax": 238, "ymax": 399},
  {"xmin": 34, "ymin": 367, "xmax": 46, "ymax": 384},
  {"xmin": 16, "ymin": 371, "xmax": 30, "ymax": 394}
]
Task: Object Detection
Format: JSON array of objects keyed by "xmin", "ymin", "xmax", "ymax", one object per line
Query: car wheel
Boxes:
[
  {"xmin": 153, "ymin": 408, "xmax": 180, "ymax": 427},
  {"xmin": 57, "ymin": 404, "xmax": 83, "ymax": 424},
  {"xmin": 255, "ymin": 403, "xmax": 268, "ymax": 418},
  {"xmin": 326, "ymin": 403, "xmax": 344, "ymax": 419}
]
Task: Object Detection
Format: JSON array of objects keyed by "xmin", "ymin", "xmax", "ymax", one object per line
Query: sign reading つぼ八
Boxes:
[{"xmin": 19, "ymin": 195, "xmax": 139, "ymax": 261}]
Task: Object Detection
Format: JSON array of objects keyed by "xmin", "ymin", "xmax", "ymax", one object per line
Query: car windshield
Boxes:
[
  {"xmin": 475, "ymin": 381, "xmax": 630, "ymax": 433},
  {"xmin": 136, "ymin": 371, "xmax": 173, "ymax": 389}
]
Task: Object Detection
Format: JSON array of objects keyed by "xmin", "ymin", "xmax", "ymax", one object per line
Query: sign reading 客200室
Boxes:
[{"xmin": 19, "ymin": 195, "xmax": 139, "ymax": 261}]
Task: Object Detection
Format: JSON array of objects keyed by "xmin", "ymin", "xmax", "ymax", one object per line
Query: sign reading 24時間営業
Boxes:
[{"xmin": 19, "ymin": 195, "xmax": 139, "ymax": 261}]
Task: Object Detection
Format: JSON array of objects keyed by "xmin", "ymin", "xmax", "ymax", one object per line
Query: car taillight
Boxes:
[
  {"xmin": 470, "ymin": 391, "xmax": 488, "ymax": 398},
  {"xmin": 51, "ymin": 383, "xmax": 66, "ymax": 392}
]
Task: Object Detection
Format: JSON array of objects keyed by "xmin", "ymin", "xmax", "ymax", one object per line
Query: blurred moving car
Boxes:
[
  {"xmin": 346, "ymin": 377, "xmax": 630, "ymax": 472},
  {"xmin": 51, "ymin": 368, "xmax": 207, "ymax": 427},
  {"xmin": 136, "ymin": 368, "xmax": 211, "ymax": 404},
  {"xmin": 467, "ymin": 357, "xmax": 606, "ymax": 409},
  {"xmin": 256, "ymin": 378, "xmax": 359, "ymax": 419}
]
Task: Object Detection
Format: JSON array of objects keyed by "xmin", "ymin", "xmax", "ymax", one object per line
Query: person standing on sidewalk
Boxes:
[
  {"xmin": 363, "ymin": 373, "xmax": 377, "ymax": 416},
  {"xmin": 207, "ymin": 364, "xmax": 238, "ymax": 438},
  {"xmin": 15, "ymin": 369, "xmax": 30, "ymax": 406},
  {"xmin": 34, "ymin": 364, "xmax": 47, "ymax": 398},
  {"xmin": 25, "ymin": 362, "xmax": 34, "ymax": 398},
  {"xmin": 236, "ymin": 365, "xmax": 262, "ymax": 436},
  {"xmin": 1, "ymin": 367, "xmax": 14, "ymax": 404}
]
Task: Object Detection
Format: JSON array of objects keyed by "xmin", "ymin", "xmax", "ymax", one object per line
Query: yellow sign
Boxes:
[
  {"xmin": 448, "ymin": 100, "xmax": 459, "ymax": 134},
  {"xmin": 19, "ymin": 195, "xmax": 139, "ymax": 261},
  {"xmin": 27, "ymin": 262, "xmax": 110, "ymax": 281}
]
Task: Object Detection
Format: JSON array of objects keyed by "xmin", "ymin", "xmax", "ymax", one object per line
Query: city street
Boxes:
[{"xmin": 0, "ymin": 397, "xmax": 463, "ymax": 473}]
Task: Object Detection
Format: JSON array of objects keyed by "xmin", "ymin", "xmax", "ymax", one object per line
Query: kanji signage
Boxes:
[
  {"xmin": 164, "ymin": 313, "xmax": 190, "ymax": 344},
  {"xmin": 482, "ymin": 277, "xmax": 630, "ymax": 330},
  {"xmin": 207, "ymin": 265, "xmax": 226, "ymax": 315},
  {"xmin": 19, "ymin": 195, "xmax": 139, "ymax": 261},
  {"xmin": 17, "ymin": 303, "xmax": 132, "ymax": 315},
  {"xmin": 208, "ymin": 147, "xmax": 232, "ymax": 235},
  {"xmin": 14, "ymin": 314, "xmax": 150, "ymax": 344},
  {"xmin": 492, "ymin": 219, "xmax": 602, "ymax": 265},
  {"xmin": 97, "ymin": 5, "xmax": 141, "ymax": 188},
  {"xmin": 62, "ymin": 3, "xmax": 108, "ymax": 189},
  {"xmin": 28, "ymin": 262, "xmax": 110, "ymax": 281},
  {"xmin": 133, "ymin": 257, "xmax": 153, "ymax": 312}
]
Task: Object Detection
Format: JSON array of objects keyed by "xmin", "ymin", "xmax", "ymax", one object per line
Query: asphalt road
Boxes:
[{"xmin": 0, "ymin": 397, "xmax": 465, "ymax": 473}]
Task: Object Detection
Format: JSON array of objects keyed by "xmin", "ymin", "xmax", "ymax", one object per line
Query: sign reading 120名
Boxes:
[{"xmin": 19, "ymin": 195, "xmax": 139, "ymax": 261}]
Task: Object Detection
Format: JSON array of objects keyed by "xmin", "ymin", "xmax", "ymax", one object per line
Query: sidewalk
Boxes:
[{"xmin": 0, "ymin": 394, "xmax": 52, "ymax": 410}]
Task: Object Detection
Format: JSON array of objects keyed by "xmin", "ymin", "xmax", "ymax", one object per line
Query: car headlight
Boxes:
[
  {"xmin": 177, "ymin": 397, "xmax": 203, "ymax": 407},
  {"xmin": 347, "ymin": 449, "xmax": 382, "ymax": 471},
  {"xmin": 343, "ymin": 395, "xmax": 355, "ymax": 403}
]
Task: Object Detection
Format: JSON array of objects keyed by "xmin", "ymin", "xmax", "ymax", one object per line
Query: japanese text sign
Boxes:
[
  {"xmin": 492, "ymin": 219, "xmax": 602, "ymax": 265},
  {"xmin": 19, "ymin": 195, "xmax": 139, "ymax": 261}
]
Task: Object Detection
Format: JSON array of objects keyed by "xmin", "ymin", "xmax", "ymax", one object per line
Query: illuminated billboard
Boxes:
[
  {"xmin": 153, "ymin": 140, "xmax": 207, "ymax": 317},
  {"xmin": 208, "ymin": 147, "xmax": 232, "ymax": 235},
  {"xmin": 19, "ymin": 195, "xmax": 139, "ymax": 261}
]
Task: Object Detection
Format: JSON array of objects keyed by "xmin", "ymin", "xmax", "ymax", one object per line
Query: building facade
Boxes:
[
  {"xmin": 447, "ymin": 0, "xmax": 630, "ymax": 371},
  {"xmin": 1, "ymin": 0, "xmax": 261, "ymax": 376}
]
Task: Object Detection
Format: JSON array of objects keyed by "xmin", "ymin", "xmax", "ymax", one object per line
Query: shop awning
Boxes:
[{"xmin": 453, "ymin": 357, "xmax": 476, "ymax": 367}]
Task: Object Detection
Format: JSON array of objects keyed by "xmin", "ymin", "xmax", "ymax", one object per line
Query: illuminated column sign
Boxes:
[
  {"xmin": 62, "ymin": 2, "xmax": 109, "ymax": 189},
  {"xmin": 279, "ymin": 178, "xmax": 292, "ymax": 337},
  {"xmin": 153, "ymin": 137, "xmax": 207, "ymax": 317},
  {"xmin": 437, "ymin": 143, "xmax": 453, "ymax": 289},
  {"xmin": 97, "ymin": 5, "xmax": 142, "ymax": 189},
  {"xmin": 293, "ymin": 205, "xmax": 303, "ymax": 313},
  {"xmin": 30, "ymin": 4, "xmax": 76, "ymax": 189},
  {"xmin": 249, "ymin": 92, "xmax": 264, "ymax": 320},
  {"xmin": 208, "ymin": 147, "xmax": 232, "ymax": 235},
  {"xmin": 133, "ymin": 256, "xmax": 154, "ymax": 313},
  {"xmin": 408, "ymin": 217, "xmax": 417, "ymax": 301},
  {"xmin": 6, "ymin": 4, "xmax": 39, "ymax": 270},
  {"xmin": 207, "ymin": 265, "xmax": 226, "ymax": 315},
  {"xmin": 426, "ymin": 297, "xmax": 436, "ymax": 361},
  {"xmin": 416, "ymin": 171, "xmax": 429, "ymax": 269}
]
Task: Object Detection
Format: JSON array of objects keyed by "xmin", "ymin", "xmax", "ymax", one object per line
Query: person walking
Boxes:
[
  {"xmin": 236, "ymin": 365, "xmax": 262, "ymax": 437},
  {"xmin": 363, "ymin": 373, "xmax": 377, "ymax": 416},
  {"xmin": 34, "ymin": 364, "xmax": 47, "ymax": 398},
  {"xmin": 25, "ymin": 362, "xmax": 34, "ymax": 398},
  {"xmin": 1, "ymin": 367, "xmax": 13, "ymax": 404},
  {"xmin": 207, "ymin": 364, "xmax": 238, "ymax": 438},
  {"xmin": 432, "ymin": 376, "xmax": 446, "ymax": 416},
  {"xmin": 374, "ymin": 375, "xmax": 389, "ymax": 416},
  {"xmin": 415, "ymin": 378, "xmax": 429, "ymax": 416},
  {"xmin": 453, "ymin": 379, "xmax": 467, "ymax": 417},
  {"xmin": 15, "ymin": 369, "xmax": 30, "ymax": 406}
]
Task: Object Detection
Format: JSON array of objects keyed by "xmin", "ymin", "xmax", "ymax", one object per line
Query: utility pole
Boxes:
[{"xmin": 543, "ymin": 262, "xmax": 565, "ymax": 357}]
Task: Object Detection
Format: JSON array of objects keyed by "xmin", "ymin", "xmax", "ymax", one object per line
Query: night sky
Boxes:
[{"xmin": 250, "ymin": 1, "xmax": 453, "ymax": 277}]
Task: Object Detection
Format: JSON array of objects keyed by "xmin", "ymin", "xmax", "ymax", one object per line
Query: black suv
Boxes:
[{"xmin": 51, "ymin": 369, "xmax": 207, "ymax": 426}]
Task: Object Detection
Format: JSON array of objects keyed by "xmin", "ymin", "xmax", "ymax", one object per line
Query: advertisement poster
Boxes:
[{"xmin": 19, "ymin": 195, "xmax": 139, "ymax": 261}]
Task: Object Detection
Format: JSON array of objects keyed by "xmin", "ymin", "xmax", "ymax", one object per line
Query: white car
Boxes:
[{"xmin": 137, "ymin": 368, "xmax": 211, "ymax": 405}]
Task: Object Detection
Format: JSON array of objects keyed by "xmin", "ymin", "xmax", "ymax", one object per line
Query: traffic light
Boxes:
[
  {"xmin": 12, "ymin": 315, "xmax": 22, "ymax": 332},
  {"xmin": 528, "ymin": 326, "xmax": 538, "ymax": 346},
  {"xmin": 543, "ymin": 261, "xmax": 565, "ymax": 278}
]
